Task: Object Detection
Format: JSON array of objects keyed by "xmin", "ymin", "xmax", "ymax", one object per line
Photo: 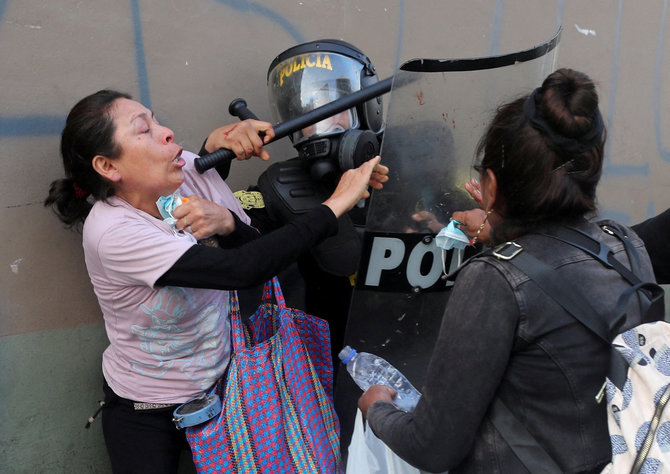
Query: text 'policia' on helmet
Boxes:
[{"xmin": 267, "ymin": 39, "xmax": 384, "ymax": 146}]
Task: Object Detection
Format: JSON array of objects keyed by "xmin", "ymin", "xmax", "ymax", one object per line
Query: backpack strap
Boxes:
[
  {"xmin": 603, "ymin": 224, "xmax": 643, "ymax": 277},
  {"xmin": 540, "ymin": 225, "xmax": 665, "ymax": 325},
  {"xmin": 488, "ymin": 228, "xmax": 665, "ymax": 473},
  {"xmin": 488, "ymin": 397, "xmax": 563, "ymax": 474},
  {"xmin": 495, "ymin": 243, "xmax": 630, "ymax": 390},
  {"xmin": 541, "ymin": 225, "xmax": 641, "ymax": 285}
]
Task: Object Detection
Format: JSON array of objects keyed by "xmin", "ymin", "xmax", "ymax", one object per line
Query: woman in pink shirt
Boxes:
[{"xmin": 45, "ymin": 90, "xmax": 387, "ymax": 473}]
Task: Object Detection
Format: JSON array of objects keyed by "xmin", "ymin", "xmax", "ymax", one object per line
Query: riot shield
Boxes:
[{"xmin": 335, "ymin": 29, "xmax": 561, "ymax": 454}]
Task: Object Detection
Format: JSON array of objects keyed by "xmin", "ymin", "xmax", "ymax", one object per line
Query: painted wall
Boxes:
[{"xmin": 1, "ymin": 0, "xmax": 668, "ymax": 471}]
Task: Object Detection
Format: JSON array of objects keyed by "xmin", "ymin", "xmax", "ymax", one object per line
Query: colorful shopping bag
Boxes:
[{"xmin": 186, "ymin": 277, "xmax": 342, "ymax": 473}]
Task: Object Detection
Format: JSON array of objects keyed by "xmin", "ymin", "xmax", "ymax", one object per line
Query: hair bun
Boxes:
[{"xmin": 540, "ymin": 68, "xmax": 599, "ymax": 139}]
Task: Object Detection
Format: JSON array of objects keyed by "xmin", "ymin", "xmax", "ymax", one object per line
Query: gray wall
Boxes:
[{"xmin": 1, "ymin": 1, "xmax": 668, "ymax": 472}]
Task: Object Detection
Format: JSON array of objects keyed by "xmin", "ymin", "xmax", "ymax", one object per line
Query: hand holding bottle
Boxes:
[
  {"xmin": 359, "ymin": 385, "xmax": 398, "ymax": 418},
  {"xmin": 339, "ymin": 346, "xmax": 421, "ymax": 414}
]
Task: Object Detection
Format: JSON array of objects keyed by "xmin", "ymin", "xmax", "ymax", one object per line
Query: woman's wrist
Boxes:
[{"xmin": 322, "ymin": 198, "xmax": 347, "ymax": 218}]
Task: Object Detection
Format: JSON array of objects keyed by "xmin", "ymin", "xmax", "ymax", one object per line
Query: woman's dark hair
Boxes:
[
  {"xmin": 44, "ymin": 90, "xmax": 132, "ymax": 228},
  {"xmin": 475, "ymin": 68, "xmax": 605, "ymax": 240}
]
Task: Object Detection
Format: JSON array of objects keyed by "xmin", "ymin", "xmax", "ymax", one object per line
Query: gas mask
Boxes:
[{"xmin": 267, "ymin": 39, "xmax": 384, "ymax": 182}]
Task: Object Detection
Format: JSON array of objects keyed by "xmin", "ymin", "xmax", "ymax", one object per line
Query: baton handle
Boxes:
[
  {"xmin": 193, "ymin": 99, "xmax": 261, "ymax": 174},
  {"xmin": 228, "ymin": 98, "xmax": 259, "ymax": 121},
  {"xmin": 194, "ymin": 76, "xmax": 393, "ymax": 173},
  {"xmin": 193, "ymin": 148, "xmax": 237, "ymax": 174}
]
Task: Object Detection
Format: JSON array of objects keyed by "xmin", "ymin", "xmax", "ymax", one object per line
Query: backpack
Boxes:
[{"xmin": 487, "ymin": 224, "xmax": 667, "ymax": 473}]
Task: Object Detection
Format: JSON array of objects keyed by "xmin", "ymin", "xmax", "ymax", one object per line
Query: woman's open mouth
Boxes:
[{"xmin": 173, "ymin": 147, "xmax": 185, "ymax": 166}]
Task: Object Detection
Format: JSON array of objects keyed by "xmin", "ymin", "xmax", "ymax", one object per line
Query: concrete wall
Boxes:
[{"xmin": 1, "ymin": 0, "xmax": 668, "ymax": 472}]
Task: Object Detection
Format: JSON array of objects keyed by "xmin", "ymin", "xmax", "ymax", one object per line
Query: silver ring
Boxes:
[{"xmin": 187, "ymin": 225, "xmax": 193, "ymax": 234}]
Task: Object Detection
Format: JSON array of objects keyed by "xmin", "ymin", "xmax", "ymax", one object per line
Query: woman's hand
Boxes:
[
  {"xmin": 465, "ymin": 178, "xmax": 484, "ymax": 208},
  {"xmin": 409, "ymin": 210, "xmax": 445, "ymax": 233},
  {"xmin": 172, "ymin": 196, "xmax": 235, "ymax": 240},
  {"xmin": 358, "ymin": 385, "xmax": 397, "ymax": 418},
  {"xmin": 323, "ymin": 156, "xmax": 389, "ymax": 217},
  {"xmin": 447, "ymin": 179, "xmax": 492, "ymax": 246},
  {"xmin": 451, "ymin": 208, "xmax": 491, "ymax": 246},
  {"xmin": 203, "ymin": 119, "xmax": 276, "ymax": 161}
]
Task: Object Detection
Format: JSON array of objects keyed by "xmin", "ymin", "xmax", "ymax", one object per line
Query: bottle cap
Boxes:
[{"xmin": 338, "ymin": 345, "xmax": 357, "ymax": 364}]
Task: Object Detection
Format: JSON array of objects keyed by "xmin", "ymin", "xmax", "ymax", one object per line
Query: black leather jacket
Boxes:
[{"xmin": 366, "ymin": 218, "xmax": 657, "ymax": 473}]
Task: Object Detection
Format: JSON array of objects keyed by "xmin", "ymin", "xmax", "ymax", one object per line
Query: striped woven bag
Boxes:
[{"xmin": 186, "ymin": 277, "xmax": 342, "ymax": 473}]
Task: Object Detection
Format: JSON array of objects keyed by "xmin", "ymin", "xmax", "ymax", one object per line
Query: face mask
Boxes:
[
  {"xmin": 156, "ymin": 193, "xmax": 186, "ymax": 230},
  {"xmin": 435, "ymin": 220, "xmax": 469, "ymax": 251},
  {"xmin": 435, "ymin": 220, "xmax": 470, "ymax": 276},
  {"xmin": 297, "ymin": 129, "xmax": 380, "ymax": 182}
]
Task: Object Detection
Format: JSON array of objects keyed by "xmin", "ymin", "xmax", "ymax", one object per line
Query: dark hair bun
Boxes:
[{"xmin": 540, "ymin": 68, "xmax": 600, "ymax": 140}]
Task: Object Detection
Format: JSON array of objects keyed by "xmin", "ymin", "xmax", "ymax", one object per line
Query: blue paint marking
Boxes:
[
  {"xmin": 214, "ymin": 0, "xmax": 305, "ymax": 44},
  {"xmin": 0, "ymin": 0, "xmax": 666, "ymax": 197},
  {"xmin": 654, "ymin": 0, "xmax": 670, "ymax": 162},
  {"xmin": 647, "ymin": 201, "xmax": 656, "ymax": 219},
  {"xmin": 386, "ymin": 0, "xmax": 404, "ymax": 121},
  {"xmin": 0, "ymin": 0, "xmax": 304, "ymax": 137},
  {"xmin": 0, "ymin": 1, "xmax": 67, "ymax": 137},
  {"xmin": 604, "ymin": 0, "xmax": 650, "ymax": 177},
  {"xmin": 600, "ymin": 207, "xmax": 632, "ymax": 225},
  {"xmin": 0, "ymin": 116, "xmax": 64, "ymax": 137},
  {"xmin": 489, "ymin": 0, "xmax": 504, "ymax": 56},
  {"xmin": 0, "ymin": 0, "xmax": 151, "ymax": 135},
  {"xmin": 393, "ymin": 0, "xmax": 405, "ymax": 72},
  {"xmin": 131, "ymin": 0, "xmax": 151, "ymax": 108},
  {"xmin": 556, "ymin": 0, "xmax": 564, "ymax": 28}
]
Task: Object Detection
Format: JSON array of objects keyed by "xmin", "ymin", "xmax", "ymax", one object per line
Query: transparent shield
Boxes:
[{"xmin": 368, "ymin": 31, "xmax": 561, "ymax": 232}]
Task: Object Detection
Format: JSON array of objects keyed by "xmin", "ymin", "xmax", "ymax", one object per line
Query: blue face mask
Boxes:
[
  {"xmin": 435, "ymin": 220, "xmax": 470, "ymax": 276},
  {"xmin": 156, "ymin": 193, "xmax": 185, "ymax": 230},
  {"xmin": 435, "ymin": 220, "xmax": 469, "ymax": 251}
]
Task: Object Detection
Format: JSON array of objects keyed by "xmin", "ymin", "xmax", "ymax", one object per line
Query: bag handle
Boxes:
[
  {"xmin": 229, "ymin": 290, "xmax": 247, "ymax": 352},
  {"xmin": 230, "ymin": 276, "xmax": 287, "ymax": 352},
  {"xmin": 264, "ymin": 276, "xmax": 286, "ymax": 309}
]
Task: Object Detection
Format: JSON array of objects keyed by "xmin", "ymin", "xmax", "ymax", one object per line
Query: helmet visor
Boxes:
[{"xmin": 268, "ymin": 51, "xmax": 361, "ymax": 143}]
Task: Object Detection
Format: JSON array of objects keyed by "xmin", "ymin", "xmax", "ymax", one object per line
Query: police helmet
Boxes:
[{"xmin": 267, "ymin": 39, "xmax": 384, "ymax": 145}]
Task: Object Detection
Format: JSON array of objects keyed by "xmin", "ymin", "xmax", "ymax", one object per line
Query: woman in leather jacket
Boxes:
[{"xmin": 358, "ymin": 68, "xmax": 658, "ymax": 473}]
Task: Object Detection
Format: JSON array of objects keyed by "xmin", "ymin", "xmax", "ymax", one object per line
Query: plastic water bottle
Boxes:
[{"xmin": 338, "ymin": 345, "xmax": 421, "ymax": 412}]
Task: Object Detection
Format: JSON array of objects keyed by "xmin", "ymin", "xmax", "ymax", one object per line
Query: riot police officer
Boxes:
[{"xmin": 233, "ymin": 39, "xmax": 386, "ymax": 366}]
